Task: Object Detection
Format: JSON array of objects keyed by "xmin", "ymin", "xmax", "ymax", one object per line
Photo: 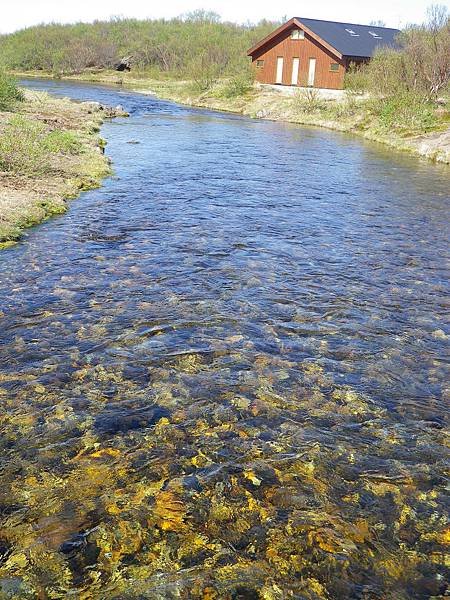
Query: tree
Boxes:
[
  {"xmin": 401, "ymin": 4, "xmax": 450, "ymax": 99},
  {"xmin": 347, "ymin": 4, "xmax": 450, "ymax": 101}
]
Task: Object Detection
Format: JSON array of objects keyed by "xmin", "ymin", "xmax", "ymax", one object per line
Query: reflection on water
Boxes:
[{"xmin": 0, "ymin": 79, "xmax": 449, "ymax": 599}]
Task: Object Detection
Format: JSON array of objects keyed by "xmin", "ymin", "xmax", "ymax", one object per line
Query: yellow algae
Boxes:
[
  {"xmin": 208, "ymin": 502, "xmax": 234, "ymax": 522},
  {"xmin": 202, "ymin": 587, "xmax": 218, "ymax": 600},
  {"xmin": 88, "ymin": 448, "xmax": 121, "ymax": 460},
  {"xmin": 244, "ymin": 470, "xmax": 262, "ymax": 487},
  {"xmin": 191, "ymin": 451, "xmax": 212, "ymax": 468},
  {"xmin": 154, "ymin": 491, "xmax": 187, "ymax": 532},
  {"xmin": 4, "ymin": 552, "xmax": 28, "ymax": 569},
  {"xmin": 438, "ymin": 527, "xmax": 450, "ymax": 546}
]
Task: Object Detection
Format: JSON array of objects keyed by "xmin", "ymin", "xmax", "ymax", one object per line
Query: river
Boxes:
[{"xmin": 0, "ymin": 79, "xmax": 448, "ymax": 599}]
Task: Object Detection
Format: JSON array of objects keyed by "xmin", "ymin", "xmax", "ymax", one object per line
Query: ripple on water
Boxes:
[{"xmin": 0, "ymin": 78, "xmax": 448, "ymax": 599}]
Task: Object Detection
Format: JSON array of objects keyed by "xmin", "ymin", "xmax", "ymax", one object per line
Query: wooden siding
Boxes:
[{"xmin": 251, "ymin": 27, "xmax": 347, "ymax": 90}]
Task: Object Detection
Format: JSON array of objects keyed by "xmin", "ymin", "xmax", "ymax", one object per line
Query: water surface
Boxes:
[{"xmin": 0, "ymin": 79, "xmax": 449, "ymax": 599}]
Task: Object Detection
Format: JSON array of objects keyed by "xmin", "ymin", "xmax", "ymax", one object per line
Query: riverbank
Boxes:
[
  {"xmin": 0, "ymin": 89, "xmax": 123, "ymax": 248},
  {"xmin": 14, "ymin": 71, "xmax": 450, "ymax": 164}
]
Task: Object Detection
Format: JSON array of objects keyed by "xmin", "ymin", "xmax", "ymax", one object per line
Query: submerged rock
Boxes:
[
  {"xmin": 59, "ymin": 533, "xmax": 88, "ymax": 556},
  {"xmin": 94, "ymin": 404, "xmax": 170, "ymax": 436}
]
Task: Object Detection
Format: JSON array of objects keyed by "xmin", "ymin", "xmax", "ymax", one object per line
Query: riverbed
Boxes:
[{"xmin": 0, "ymin": 79, "xmax": 449, "ymax": 599}]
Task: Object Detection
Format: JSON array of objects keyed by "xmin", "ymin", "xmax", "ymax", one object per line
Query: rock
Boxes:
[
  {"xmin": 182, "ymin": 475, "xmax": 203, "ymax": 492},
  {"xmin": 94, "ymin": 404, "xmax": 170, "ymax": 436},
  {"xmin": 59, "ymin": 533, "xmax": 87, "ymax": 556},
  {"xmin": 83, "ymin": 101, "xmax": 103, "ymax": 114},
  {"xmin": 115, "ymin": 56, "xmax": 132, "ymax": 72},
  {"xmin": 0, "ymin": 540, "xmax": 12, "ymax": 566},
  {"xmin": 432, "ymin": 329, "xmax": 448, "ymax": 340},
  {"xmin": 103, "ymin": 105, "xmax": 129, "ymax": 118}
]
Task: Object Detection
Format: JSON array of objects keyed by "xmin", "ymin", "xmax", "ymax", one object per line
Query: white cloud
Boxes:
[{"xmin": 1, "ymin": 0, "xmax": 446, "ymax": 33}]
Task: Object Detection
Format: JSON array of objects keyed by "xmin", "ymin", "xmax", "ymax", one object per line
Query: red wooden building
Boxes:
[{"xmin": 248, "ymin": 17, "xmax": 400, "ymax": 90}]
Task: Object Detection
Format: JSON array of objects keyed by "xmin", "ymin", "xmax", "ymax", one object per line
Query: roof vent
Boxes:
[
  {"xmin": 369, "ymin": 31, "xmax": 383, "ymax": 39},
  {"xmin": 345, "ymin": 28, "xmax": 360, "ymax": 37}
]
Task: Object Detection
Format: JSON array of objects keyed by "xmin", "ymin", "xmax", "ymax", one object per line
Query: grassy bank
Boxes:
[
  {"xmin": 14, "ymin": 70, "xmax": 450, "ymax": 164},
  {"xmin": 0, "ymin": 84, "xmax": 118, "ymax": 249}
]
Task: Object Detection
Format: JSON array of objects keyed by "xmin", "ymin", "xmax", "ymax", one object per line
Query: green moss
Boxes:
[
  {"xmin": 0, "ymin": 240, "xmax": 18, "ymax": 249},
  {"xmin": 37, "ymin": 198, "xmax": 67, "ymax": 217}
]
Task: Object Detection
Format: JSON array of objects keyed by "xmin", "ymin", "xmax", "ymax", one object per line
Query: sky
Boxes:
[{"xmin": 1, "ymin": 0, "xmax": 449, "ymax": 34}]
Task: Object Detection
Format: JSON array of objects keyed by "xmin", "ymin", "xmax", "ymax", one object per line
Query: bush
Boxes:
[
  {"xmin": 219, "ymin": 70, "xmax": 255, "ymax": 98},
  {"xmin": 345, "ymin": 5, "xmax": 450, "ymax": 101},
  {"xmin": 344, "ymin": 63, "xmax": 370, "ymax": 94},
  {"xmin": 293, "ymin": 89, "xmax": 325, "ymax": 114},
  {"xmin": 0, "ymin": 71, "xmax": 24, "ymax": 111}
]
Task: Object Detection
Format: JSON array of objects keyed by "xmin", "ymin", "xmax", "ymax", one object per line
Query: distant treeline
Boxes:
[
  {"xmin": 0, "ymin": 11, "xmax": 276, "ymax": 83},
  {"xmin": 1, "ymin": 6, "xmax": 448, "ymax": 103}
]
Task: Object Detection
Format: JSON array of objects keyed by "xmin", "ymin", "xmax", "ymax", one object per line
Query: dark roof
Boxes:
[{"xmin": 296, "ymin": 17, "xmax": 400, "ymax": 57}]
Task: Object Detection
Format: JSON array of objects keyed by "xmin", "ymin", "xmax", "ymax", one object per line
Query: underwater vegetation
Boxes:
[{"xmin": 0, "ymin": 318, "xmax": 448, "ymax": 599}]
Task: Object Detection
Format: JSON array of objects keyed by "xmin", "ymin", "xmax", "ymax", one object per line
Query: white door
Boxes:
[
  {"xmin": 291, "ymin": 58, "xmax": 300, "ymax": 85},
  {"xmin": 276, "ymin": 57, "xmax": 284, "ymax": 84},
  {"xmin": 308, "ymin": 58, "xmax": 316, "ymax": 87}
]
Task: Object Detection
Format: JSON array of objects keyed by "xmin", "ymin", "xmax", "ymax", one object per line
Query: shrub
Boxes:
[
  {"xmin": 345, "ymin": 5, "xmax": 450, "ymax": 101},
  {"xmin": 0, "ymin": 16, "xmax": 278, "ymax": 83},
  {"xmin": 344, "ymin": 63, "xmax": 371, "ymax": 94},
  {"xmin": 293, "ymin": 89, "xmax": 325, "ymax": 114},
  {"xmin": 0, "ymin": 71, "xmax": 24, "ymax": 111},
  {"xmin": 219, "ymin": 69, "xmax": 255, "ymax": 98}
]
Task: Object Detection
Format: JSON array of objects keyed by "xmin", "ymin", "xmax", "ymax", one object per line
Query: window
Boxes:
[
  {"xmin": 291, "ymin": 29, "xmax": 305, "ymax": 40},
  {"xmin": 330, "ymin": 63, "xmax": 340, "ymax": 72},
  {"xmin": 369, "ymin": 30, "xmax": 383, "ymax": 39},
  {"xmin": 345, "ymin": 28, "xmax": 360, "ymax": 37},
  {"xmin": 256, "ymin": 59, "xmax": 265, "ymax": 68}
]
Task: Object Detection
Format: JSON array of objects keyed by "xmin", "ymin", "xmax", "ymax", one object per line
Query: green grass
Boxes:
[
  {"xmin": 0, "ymin": 115, "xmax": 83, "ymax": 175},
  {"xmin": 0, "ymin": 116, "xmax": 48, "ymax": 175},
  {"xmin": 289, "ymin": 89, "xmax": 442, "ymax": 137},
  {"xmin": 370, "ymin": 94, "xmax": 439, "ymax": 134},
  {"xmin": 43, "ymin": 129, "xmax": 83, "ymax": 154},
  {"xmin": 0, "ymin": 70, "xmax": 24, "ymax": 110}
]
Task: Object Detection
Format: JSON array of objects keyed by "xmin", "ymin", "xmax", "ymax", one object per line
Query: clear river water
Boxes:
[{"xmin": 0, "ymin": 79, "xmax": 449, "ymax": 599}]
